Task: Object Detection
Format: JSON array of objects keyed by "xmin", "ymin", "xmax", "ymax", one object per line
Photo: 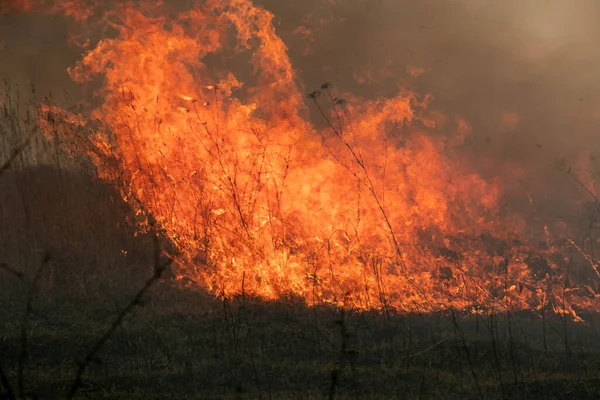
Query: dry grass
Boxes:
[{"xmin": 1, "ymin": 85, "xmax": 600, "ymax": 399}]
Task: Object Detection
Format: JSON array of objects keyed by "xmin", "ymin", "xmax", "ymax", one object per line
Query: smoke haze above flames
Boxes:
[{"xmin": 3, "ymin": 0, "xmax": 600, "ymax": 167}]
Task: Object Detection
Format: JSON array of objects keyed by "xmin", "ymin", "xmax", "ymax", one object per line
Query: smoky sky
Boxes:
[
  {"xmin": 2, "ymin": 0, "xmax": 600, "ymax": 185},
  {"xmin": 256, "ymin": 1, "xmax": 600, "ymax": 159}
]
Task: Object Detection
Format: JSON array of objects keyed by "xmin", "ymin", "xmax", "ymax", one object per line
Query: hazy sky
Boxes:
[
  {"xmin": 2, "ymin": 0, "xmax": 600, "ymax": 179},
  {"xmin": 255, "ymin": 0, "xmax": 600, "ymax": 158}
]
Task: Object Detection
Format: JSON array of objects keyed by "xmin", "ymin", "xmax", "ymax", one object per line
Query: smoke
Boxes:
[
  {"xmin": 0, "ymin": 12, "xmax": 81, "ymax": 96},
  {"xmin": 2, "ymin": 0, "xmax": 600, "ymax": 203},
  {"xmin": 256, "ymin": 0, "xmax": 600, "ymax": 210},
  {"xmin": 259, "ymin": 1, "xmax": 600, "ymax": 147}
]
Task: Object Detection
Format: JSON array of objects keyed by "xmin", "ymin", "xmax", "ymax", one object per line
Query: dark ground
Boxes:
[{"xmin": 1, "ymin": 166, "xmax": 600, "ymax": 400}]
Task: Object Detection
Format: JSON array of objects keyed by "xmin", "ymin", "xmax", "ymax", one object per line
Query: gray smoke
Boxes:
[{"xmin": 2, "ymin": 0, "xmax": 600, "ymax": 204}]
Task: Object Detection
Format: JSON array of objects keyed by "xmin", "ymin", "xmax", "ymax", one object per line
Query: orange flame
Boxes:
[{"xmin": 12, "ymin": 0, "xmax": 600, "ymax": 318}]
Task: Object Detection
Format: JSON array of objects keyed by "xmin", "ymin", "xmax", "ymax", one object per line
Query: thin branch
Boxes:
[
  {"xmin": 0, "ymin": 262, "xmax": 24, "ymax": 279},
  {"xmin": 0, "ymin": 135, "xmax": 32, "ymax": 176},
  {"xmin": 17, "ymin": 252, "xmax": 50, "ymax": 400},
  {"xmin": 66, "ymin": 225, "xmax": 168, "ymax": 399}
]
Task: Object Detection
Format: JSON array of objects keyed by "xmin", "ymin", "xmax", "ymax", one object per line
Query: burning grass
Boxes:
[
  {"xmin": 1, "ymin": 126, "xmax": 600, "ymax": 398},
  {"xmin": 3, "ymin": 0, "xmax": 599, "ymax": 319},
  {"xmin": 2, "ymin": 0, "xmax": 600, "ymax": 397},
  {"xmin": 3, "ymin": 86, "xmax": 600, "ymax": 400}
]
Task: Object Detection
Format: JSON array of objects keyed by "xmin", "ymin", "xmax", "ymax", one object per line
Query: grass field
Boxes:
[
  {"xmin": 2, "ymin": 85, "xmax": 600, "ymax": 399},
  {"xmin": 2, "ymin": 268, "xmax": 600, "ymax": 399},
  {"xmin": 1, "ymin": 166, "xmax": 600, "ymax": 400}
]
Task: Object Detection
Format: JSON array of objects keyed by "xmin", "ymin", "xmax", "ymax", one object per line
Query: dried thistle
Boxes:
[{"xmin": 307, "ymin": 91, "xmax": 322, "ymax": 100}]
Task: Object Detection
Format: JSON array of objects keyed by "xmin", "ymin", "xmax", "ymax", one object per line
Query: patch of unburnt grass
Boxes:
[{"xmin": 2, "ymin": 268, "xmax": 600, "ymax": 399}]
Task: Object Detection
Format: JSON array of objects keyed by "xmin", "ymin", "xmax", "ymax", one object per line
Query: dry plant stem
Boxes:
[
  {"xmin": 566, "ymin": 238, "xmax": 600, "ymax": 278},
  {"xmin": 451, "ymin": 311, "xmax": 483, "ymax": 400},
  {"xmin": 17, "ymin": 253, "xmax": 50, "ymax": 400},
  {"xmin": 130, "ymin": 313, "xmax": 172, "ymax": 362},
  {"xmin": 507, "ymin": 312, "xmax": 519, "ymax": 385},
  {"xmin": 0, "ymin": 263, "xmax": 24, "ymax": 279},
  {"xmin": 451, "ymin": 314, "xmax": 463, "ymax": 388},
  {"xmin": 418, "ymin": 368, "xmax": 427, "ymax": 399},
  {"xmin": 560, "ymin": 165, "xmax": 600, "ymax": 214},
  {"xmin": 329, "ymin": 308, "xmax": 346, "ymax": 400},
  {"xmin": 0, "ymin": 85, "xmax": 35, "ymax": 173},
  {"xmin": 0, "ymin": 135, "xmax": 32, "ymax": 175},
  {"xmin": 328, "ymin": 369, "xmax": 339, "ymax": 400},
  {"xmin": 247, "ymin": 348, "xmax": 262, "ymax": 400},
  {"xmin": 66, "ymin": 227, "xmax": 167, "ymax": 400},
  {"xmin": 67, "ymin": 268, "xmax": 166, "ymax": 399},
  {"xmin": 487, "ymin": 311, "xmax": 506, "ymax": 400},
  {"xmin": 403, "ymin": 339, "xmax": 447, "ymax": 360},
  {"xmin": 309, "ymin": 92, "xmax": 430, "ymax": 310},
  {"xmin": 0, "ymin": 114, "xmax": 27, "ymax": 400},
  {"xmin": 562, "ymin": 255, "xmax": 573, "ymax": 355},
  {"xmin": 513, "ymin": 317, "xmax": 538, "ymax": 383},
  {"xmin": 542, "ymin": 295, "xmax": 548, "ymax": 354},
  {"xmin": 329, "ymin": 306, "xmax": 359, "ymax": 399}
]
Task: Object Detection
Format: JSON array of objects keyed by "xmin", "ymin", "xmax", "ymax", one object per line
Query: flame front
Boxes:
[{"xmin": 11, "ymin": 0, "xmax": 600, "ymax": 317}]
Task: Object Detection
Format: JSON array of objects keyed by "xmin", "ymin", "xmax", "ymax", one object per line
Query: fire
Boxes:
[{"xmin": 8, "ymin": 0, "xmax": 600, "ymax": 318}]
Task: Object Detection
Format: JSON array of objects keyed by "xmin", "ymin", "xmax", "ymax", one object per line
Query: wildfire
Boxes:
[{"xmin": 9, "ymin": 0, "xmax": 600, "ymax": 318}]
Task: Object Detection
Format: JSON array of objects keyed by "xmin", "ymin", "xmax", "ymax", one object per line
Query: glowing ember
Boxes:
[{"xmin": 8, "ymin": 0, "xmax": 600, "ymax": 318}]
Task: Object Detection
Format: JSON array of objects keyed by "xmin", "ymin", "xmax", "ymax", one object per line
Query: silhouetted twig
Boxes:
[
  {"xmin": 309, "ymin": 85, "xmax": 430, "ymax": 310},
  {"xmin": 451, "ymin": 311, "xmax": 483, "ymax": 400},
  {"xmin": 0, "ymin": 263, "xmax": 24, "ymax": 279},
  {"xmin": 66, "ymin": 224, "xmax": 168, "ymax": 399},
  {"xmin": 17, "ymin": 252, "xmax": 51, "ymax": 400},
  {"xmin": 0, "ymin": 136, "xmax": 31, "ymax": 177}
]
